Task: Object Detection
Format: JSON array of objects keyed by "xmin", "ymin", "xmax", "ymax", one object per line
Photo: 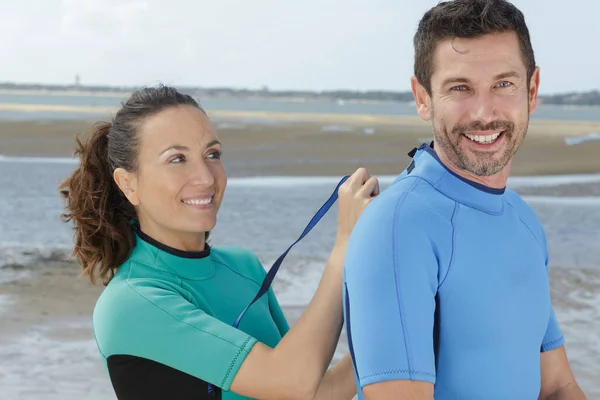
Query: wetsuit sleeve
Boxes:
[
  {"xmin": 540, "ymin": 239, "xmax": 564, "ymax": 352},
  {"xmin": 267, "ymin": 287, "xmax": 290, "ymax": 336},
  {"xmin": 93, "ymin": 278, "xmax": 257, "ymax": 391},
  {"xmin": 541, "ymin": 307, "xmax": 564, "ymax": 352},
  {"xmin": 344, "ymin": 193, "xmax": 441, "ymax": 388}
]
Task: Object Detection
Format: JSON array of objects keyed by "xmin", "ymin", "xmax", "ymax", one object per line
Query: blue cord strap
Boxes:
[
  {"xmin": 207, "ymin": 175, "xmax": 349, "ymax": 396},
  {"xmin": 233, "ymin": 175, "xmax": 349, "ymax": 328}
]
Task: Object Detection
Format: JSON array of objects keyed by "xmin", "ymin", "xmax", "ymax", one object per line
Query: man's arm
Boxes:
[
  {"xmin": 313, "ymin": 353, "xmax": 433, "ymax": 400},
  {"xmin": 363, "ymin": 381, "xmax": 433, "ymax": 400},
  {"xmin": 538, "ymin": 346, "xmax": 586, "ymax": 400},
  {"xmin": 536, "ymin": 224, "xmax": 585, "ymax": 400},
  {"xmin": 343, "ymin": 189, "xmax": 452, "ymax": 400}
]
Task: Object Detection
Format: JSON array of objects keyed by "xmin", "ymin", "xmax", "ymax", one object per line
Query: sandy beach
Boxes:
[
  {"xmin": 0, "ymin": 261, "xmax": 598, "ymax": 399},
  {"xmin": 1, "ymin": 112, "xmax": 599, "ymax": 398}
]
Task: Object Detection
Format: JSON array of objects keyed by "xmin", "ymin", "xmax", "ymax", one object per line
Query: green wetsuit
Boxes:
[{"xmin": 93, "ymin": 228, "xmax": 289, "ymax": 399}]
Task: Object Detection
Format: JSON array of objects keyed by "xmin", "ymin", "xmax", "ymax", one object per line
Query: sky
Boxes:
[{"xmin": 0, "ymin": 0, "xmax": 598, "ymax": 94}]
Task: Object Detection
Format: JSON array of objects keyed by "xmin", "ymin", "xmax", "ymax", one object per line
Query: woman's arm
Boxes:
[
  {"xmin": 264, "ymin": 263, "xmax": 357, "ymax": 400},
  {"xmin": 314, "ymin": 354, "xmax": 357, "ymax": 400},
  {"xmin": 231, "ymin": 243, "xmax": 346, "ymax": 399},
  {"xmin": 229, "ymin": 168, "xmax": 378, "ymax": 400}
]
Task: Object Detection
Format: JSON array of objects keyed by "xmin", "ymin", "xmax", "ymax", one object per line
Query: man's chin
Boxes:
[
  {"xmin": 455, "ymin": 151, "xmax": 502, "ymax": 176},
  {"xmin": 463, "ymin": 161, "xmax": 508, "ymax": 177}
]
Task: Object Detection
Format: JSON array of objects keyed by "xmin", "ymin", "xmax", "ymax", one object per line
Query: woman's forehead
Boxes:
[{"xmin": 138, "ymin": 106, "xmax": 217, "ymax": 148}]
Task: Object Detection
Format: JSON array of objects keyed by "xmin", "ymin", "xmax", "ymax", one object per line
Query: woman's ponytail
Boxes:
[{"xmin": 59, "ymin": 122, "xmax": 136, "ymax": 285}]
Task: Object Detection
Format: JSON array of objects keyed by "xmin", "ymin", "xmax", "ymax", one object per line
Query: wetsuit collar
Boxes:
[
  {"xmin": 408, "ymin": 143, "xmax": 505, "ymax": 214},
  {"xmin": 130, "ymin": 226, "xmax": 215, "ymax": 280}
]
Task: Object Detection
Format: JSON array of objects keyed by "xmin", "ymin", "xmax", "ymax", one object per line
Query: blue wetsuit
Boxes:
[{"xmin": 343, "ymin": 144, "xmax": 564, "ymax": 399}]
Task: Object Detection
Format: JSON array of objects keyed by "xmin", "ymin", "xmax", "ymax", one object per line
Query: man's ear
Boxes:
[
  {"xmin": 113, "ymin": 168, "xmax": 140, "ymax": 206},
  {"xmin": 528, "ymin": 66, "xmax": 541, "ymax": 115},
  {"xmin": 411, "ymin": 76, "xmax": 433, "ymax": 121}
]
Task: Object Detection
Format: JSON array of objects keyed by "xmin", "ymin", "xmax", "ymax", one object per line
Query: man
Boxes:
[{"xmin": 343, "ymin": 0, "xmax": 587, "ymax": 399}]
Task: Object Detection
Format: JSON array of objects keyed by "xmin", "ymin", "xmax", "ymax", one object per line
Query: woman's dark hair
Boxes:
[
  {"xmin": 414, "ymin": 0, "xmax": 536, "ymax": 95},
  {"xmin": 59, "ymin": 85, "xmax": 203, "ymax": 285}
]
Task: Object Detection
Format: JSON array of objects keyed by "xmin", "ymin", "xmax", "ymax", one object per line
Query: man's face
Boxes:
[{"xmin": 412, "ymin": 31, "xmax": 539, "ymax": 179}]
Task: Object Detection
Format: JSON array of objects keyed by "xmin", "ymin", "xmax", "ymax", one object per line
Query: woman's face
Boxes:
[{"xmin": 115, "ymin": 105, "xmax": 227, "ymax": 246}]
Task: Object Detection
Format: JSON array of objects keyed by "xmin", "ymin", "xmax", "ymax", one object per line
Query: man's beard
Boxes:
[{"xmin": 433, "ymin": 117, "xmax": 528, "ymax": 177}]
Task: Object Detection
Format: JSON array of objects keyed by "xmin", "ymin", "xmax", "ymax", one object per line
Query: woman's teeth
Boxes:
[
  {"xmin": 182, "ymin": 198, "xmax": 212, "ymax": 205},
  {"xmin": 464, "ymin": 131, "xmax": 502, "ymax": 144}
]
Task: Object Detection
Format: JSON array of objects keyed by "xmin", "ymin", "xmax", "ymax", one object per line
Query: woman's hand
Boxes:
[{"xmin": 335, "ymin": 167, "xmax": 379, "ymax": 244}]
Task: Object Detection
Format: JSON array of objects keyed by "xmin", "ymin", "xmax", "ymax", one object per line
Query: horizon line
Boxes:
[{"xmin": 0, "ymin": 81, "xmax": 597, "ymax": 98}]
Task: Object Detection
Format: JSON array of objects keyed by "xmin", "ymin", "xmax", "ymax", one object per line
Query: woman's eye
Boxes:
[
  {"xmin": 208, "ymin": 150, "xmax": 223, "ymax": 160},
  {"xmin": 170, "ymin": 155, "xmax": 185, "ymax": 163}
]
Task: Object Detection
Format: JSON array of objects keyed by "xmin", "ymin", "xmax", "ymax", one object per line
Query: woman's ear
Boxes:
[{"xmin": 113, "ymin": 168, "xmax": 140, "ymax": 206}]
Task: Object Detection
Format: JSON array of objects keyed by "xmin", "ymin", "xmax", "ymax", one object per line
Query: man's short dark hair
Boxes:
[{"xmin": 414, "ymin": 0, "xmax": 536, "ymax": 94}]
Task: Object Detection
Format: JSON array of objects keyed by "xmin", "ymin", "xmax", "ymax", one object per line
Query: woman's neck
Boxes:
[{"xmin": 137, "ymin": 220, "xmax": 206, "ymax": 253}]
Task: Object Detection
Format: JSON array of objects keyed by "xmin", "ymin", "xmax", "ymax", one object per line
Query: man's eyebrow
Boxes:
[
  {"xmin": 441, "ymin": 71, "xmax": 521, "ymax": 88},
  {"xmin": 441, "ymin": 77, "xmax": 470, "ymax": 87},
  {"xmin": 494, "ymin": 71, "xmax": 521, "ymax": 80}
]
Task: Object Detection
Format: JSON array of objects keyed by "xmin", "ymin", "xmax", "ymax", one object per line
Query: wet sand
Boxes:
[
  {"xmin": 0, "ymin": 262, "xmax": 599, "ymax": 399},
  {"xmin": 0, "ymin": 115, "xmax": 599, "ymax": 177},
  {"xmin": 516, "ymin": 181, "xmax": 600, "ymax": 197}
]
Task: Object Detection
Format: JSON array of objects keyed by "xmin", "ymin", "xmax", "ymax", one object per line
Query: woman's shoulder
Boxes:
[{"xmin": 209, "ymin": 246, "xmax": 267, "ymax": 281}]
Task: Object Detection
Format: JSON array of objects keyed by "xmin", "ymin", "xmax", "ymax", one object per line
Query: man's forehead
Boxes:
[
  {"xmin": 431, "ymin": 32, "xmax": 525, "ymax": 81},
  {"xmin": 439, "ymin": 32, "xmax": 519, "ymax": 54}
]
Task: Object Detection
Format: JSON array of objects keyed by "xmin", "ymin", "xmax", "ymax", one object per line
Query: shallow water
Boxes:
[{"xmin": 1, "ymin": 161, "xmax": 600, "ymax": 271}]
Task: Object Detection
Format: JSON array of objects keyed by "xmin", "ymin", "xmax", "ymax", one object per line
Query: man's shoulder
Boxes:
[
  {"xmin": 504, "ymin": 189, "xmax": 544, "ymax": 227},
  {"xmin": 346, "ymin": 175, "xmax": 456, "ymax": 252},
  {"xmin": 368, "ymin": 175, "xmax": 457, "ymax": 223}
]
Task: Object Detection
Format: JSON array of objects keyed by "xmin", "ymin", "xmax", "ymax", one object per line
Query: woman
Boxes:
[{"xmin": 59, "ymin": 85, "xmax": 379, "ymax": 400}]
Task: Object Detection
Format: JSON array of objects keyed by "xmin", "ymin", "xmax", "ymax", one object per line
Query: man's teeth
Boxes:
[
  {"xmin": 183, "ymin": 198, "xmax": 212, "ymax": 205},
  {"xmin": 464, "ymin": 132, "xmax": 502, "ymax": 144}
]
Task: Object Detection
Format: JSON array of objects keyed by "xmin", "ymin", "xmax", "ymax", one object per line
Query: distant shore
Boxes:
[
  {"xmin": 1, "ymin": 101, "xmax": 600, "ymax": 125},
  {"xmin": 1, "ymin": 83, "xmax": 600, "ymax": 107},
  {"xmin": 0, "ymin": 89, "xmax": 388, "ymax": 105},
  {"xmin": 0, "ymin": 115, "xmax": 599, "ymax": 177},
  {"xmin": 0, "ymin": 89, "xmax": 127, "ymax": 98}
]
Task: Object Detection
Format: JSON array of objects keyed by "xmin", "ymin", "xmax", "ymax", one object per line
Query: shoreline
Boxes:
[
  {"xmin": 0, "ymin": 89, "xmax": 128, "ymax": 98},
  {"xmin": 0, "ymin": 102, "xmax": 600, "ymax": 126},
  {"xmin": 1, "ymin": 89, "xmax": 600, "ymax": 110},
  {"xmin": 0, "ymin": 117, "xmax": 599, "ymax": 177}
]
